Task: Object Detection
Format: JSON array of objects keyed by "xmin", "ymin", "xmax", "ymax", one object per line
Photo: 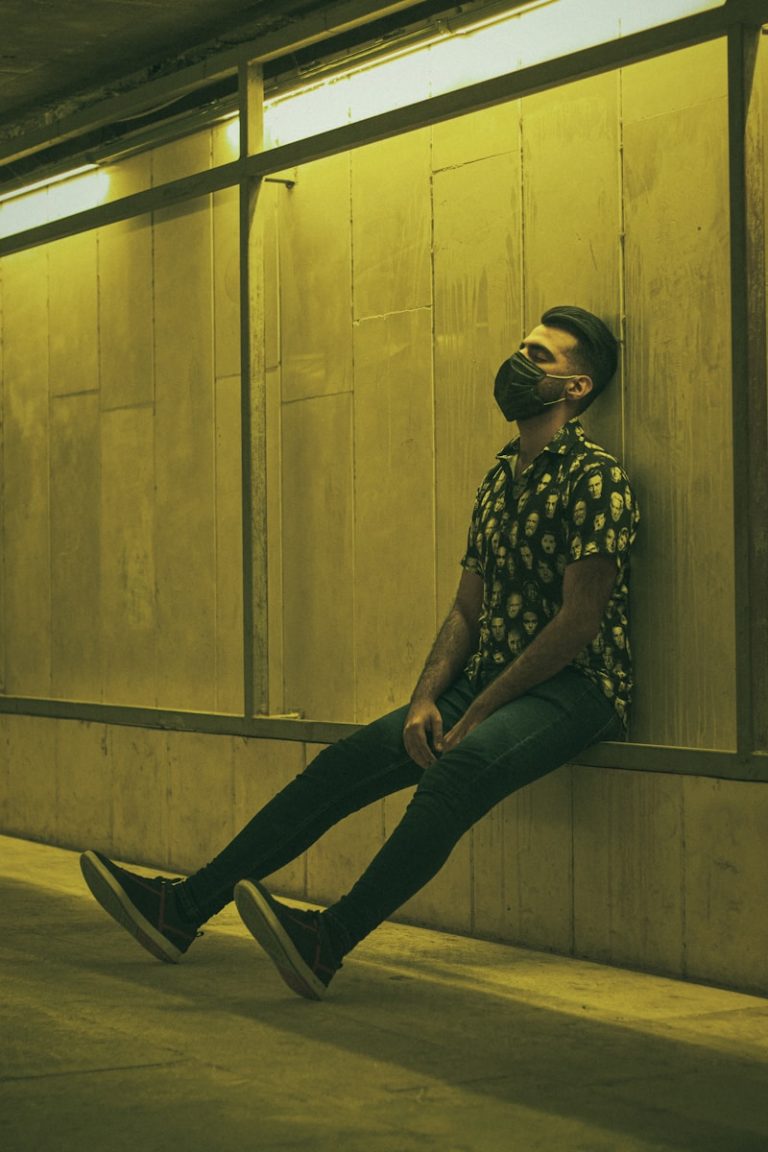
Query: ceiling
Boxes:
[{"xmin": 0, "ymin": 0, "xmax": 447, "ymax": 142}]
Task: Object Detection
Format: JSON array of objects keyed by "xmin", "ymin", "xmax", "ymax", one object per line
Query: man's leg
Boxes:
[
  {"xmin": 235, "ymin": 668, "xmax": 621, "ymax": 995},
  {"xmin": 80, "ymin": 678, "xmax": 475, "ymax": 958},
  {"xmin": 321, "ymin": 668, "xmax": 621, "ymax": 955}
]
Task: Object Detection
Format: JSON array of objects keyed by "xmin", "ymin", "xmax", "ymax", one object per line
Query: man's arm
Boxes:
[
  {"xmin": 441, "ymin": 555, "xmax": 617, "ymax": 753},
  {"xmin": 403, "ymin": 569, "xmax": 484, "ymax": 768}
]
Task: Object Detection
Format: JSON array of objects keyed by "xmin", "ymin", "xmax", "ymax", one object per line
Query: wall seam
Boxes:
[
  {"xmin": 348, "ymin": 150, "xmax": 359, "ymax": 727},
  {"xmin": 209, "ymin": 129, "xmax": 221, "ymax": 713},
  {"xmin": 617, "ymin": 64, "xmax": 628, "ymax": 465},
  {"xmin": 45, "ymin": 236, "xmax": 53, "ymax": 700},
  {"xmin": 150, "ymin": 152, "xmax": 160, "ymax": 711}
]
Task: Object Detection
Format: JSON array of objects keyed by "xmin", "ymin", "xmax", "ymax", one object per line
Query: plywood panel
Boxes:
[
  {"xmin": 212, "ymin": 123, "xmax": 240, "ymax": 382},
  {"xmin": 515, "ymin": 771, "xmax": 574, "ymax": 951},
  {"xmin": 351, "ymin": 128, "xmax": 431, "ymax": 320},
  {"xmin": 622, "ymin": 39, "xmax": 726, "ymax": 125},
  {"xmin": 1, "ymin": 716, "xmax": 57, "ymax": 842},
  {"xmin": 54, "ymin": 719, "xmax": 112, "ymax": 851},
  {"xmin": 261, "ymin": 183, "xmax": 285, "ymax": 712},
  {"xmin": 622, "ymin": 44, "xmax": 735, "ymax": 749},
  {"xmin": 265, "ymin": 366, "xmax": 285, "ymax": 715},
  {"xmin": 48, "ymin": 231, "xmax": 98, "ymax": 398},
  {"xmin": 432, "ymin": 101, "xmax": 520, "ymax": 172},
  {"xmin": 151, "ymin": 130, "xmax": 211, "ymax": 185},
  {"xmin": 2, "ymin": 248, "xmax": 51, "ymax": 696},
  {"xmin": 279, "ymin": 154, "xmax": 352, "ymax": 402},
  {"xmin": 153, "ymin": 197, "xmax": 217, "ymax": 711},
  {"xmin": 469, "ymin": 802, "xmax": 512, "ymax": 941},
  {"xmin": 0, "ymin": 268, "xmax": 3, "ymax": 694},
  {"xmin": 572, "ymin": 767, "xmax": 685, "ymax": 973},
  {"xmin": 102, "ymin": 152, "xmax": 152, "ymax": 202},
  {"xmin": 50, "ymin": 392, "xmax": 101, "ymax": 700},
  {"xmin": 0, "ymin": 715, "xmax": 7, "ymax": 823},
  {"xmin": 304, "ymin": 741, "xmax": 387, "ymax": 907},
  {"xmin": 214, "ymin": 374, "xmax": 244, "ymax": 713},
  {"xmin": 166, "ymin": 731, "xmax": 234, "ymax": 873},
  {"xmin": 110, "ymin": 725, "xmax": 169, "ymax": 868},
  {"xmin": 384, "ymin": 786, "xmax": 473, "ymax": 934},
  {"xmin": 98, "ymin": 215, "xmax": 154, "ymax": 411},
  {"xmin": 352, "ymin": 309, "xmax": 436, "ymax": 723},
  {"xmin": 261, "ymin": 181, "xmax": 281, "ymax": 374},
  {"xmin": 281, "ymin": 392, "xmax": 354, "ymax": 721},
  {"xmin": 433, "ymin": 151, "xmax": 522, "ymax": 622},
  {"xmin": 753, "ymin": 32, "xmax": 768, "ymax": 752},
  {"xmin": 100, "ymin": 406, "xmax": 157, "ymax": 706},
  {"xmin": 232, "ymin": 736, "xmax": 307, "ymax": 897},
  {"xmin": 473, "ymin": 770, "xmax": 574, "ymax": 953},
  {"xmin": 683, "ymin": 776, "xmax": 768, "ymax": 992},
  {"xmin": 522, "ymin": 71, "xmax": 623, "ymax": 453}
]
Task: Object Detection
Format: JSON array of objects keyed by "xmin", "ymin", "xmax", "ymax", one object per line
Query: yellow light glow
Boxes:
[
  {"xmin": 0, "ymin": 168, "xmax": 110, "ymax": 239},
  {"xmin": 0, "ymin": 162, "xmax": 98, "ymax": 203},
  {"xmin": 262, "ymin": 0, "xmax": 725, "ymax": 149},
  {"xmin": 225, "ymin": 115, "xmax": 240, "ymax": 153}
]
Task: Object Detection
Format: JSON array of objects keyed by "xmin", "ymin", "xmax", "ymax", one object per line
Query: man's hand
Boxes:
[
  {"xmin": 440, "ymin": 703, "xmax": 489, "ymax": 755},
  {"xmin": 403, "ymin": 698, "xmax": 444, "ymax": 768}
]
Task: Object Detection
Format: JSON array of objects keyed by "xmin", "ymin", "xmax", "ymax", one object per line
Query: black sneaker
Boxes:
[
  {"xmin": 234, "ymin": 880, "xmax": 340, "ymax": 1001},
  {"xmin": 80, "ymin": 850, "xmax": 201, "ymax": 963}
]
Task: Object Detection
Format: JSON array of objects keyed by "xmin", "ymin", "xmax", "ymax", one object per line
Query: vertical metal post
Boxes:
[
  {"xmin": 741, "ymin": 25, "xmax": 768, "ymax": 754},
  {"xmin": 238, "ymin": 60, "xmax": 268, "ymax": 717},
  {"xmin": 726, "ymin": 23, "xmax": 766, "ymax": 759}
]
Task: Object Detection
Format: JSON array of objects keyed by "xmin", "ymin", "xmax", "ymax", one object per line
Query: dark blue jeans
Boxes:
[{"xmin": 184, "ymin": 667, "xmax": 621, "ymax": 952}]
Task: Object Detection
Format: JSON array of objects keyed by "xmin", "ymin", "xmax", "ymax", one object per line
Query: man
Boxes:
[{"xmin": 81, "ymin": 304, "xmax": 639, "ymax": 1001}]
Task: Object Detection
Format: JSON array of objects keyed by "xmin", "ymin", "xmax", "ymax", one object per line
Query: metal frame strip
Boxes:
[
  {"xmin": 238, "ymin": 62, "xmax": 268, "ymax": 718},
  {"xmin": 0, "ymin": 695, "xmax": 765, "ymax": 780}
]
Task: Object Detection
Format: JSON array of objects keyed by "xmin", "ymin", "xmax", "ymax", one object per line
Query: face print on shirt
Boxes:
[{"xmin": 460, "ymin": 420, "xmax": 639, "ymax": 724}]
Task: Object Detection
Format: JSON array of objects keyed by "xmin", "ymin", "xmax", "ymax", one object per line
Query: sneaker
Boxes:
[
  {"xmin": 80, "ymin": 850, "xmax": 201, "ymax": 963},
  {"xmin": 234, "ymin": 880, "xmax": 340, "ymax": 1001}
]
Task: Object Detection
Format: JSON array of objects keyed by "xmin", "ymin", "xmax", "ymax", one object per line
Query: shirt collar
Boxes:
[{"xmin": 496, "ymin": 418, "xmax": 586, "ymax": 463}]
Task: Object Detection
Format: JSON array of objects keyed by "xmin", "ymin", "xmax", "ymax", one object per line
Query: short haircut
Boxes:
[{"xmin": 540, "ymin": 305, "xmax": 619, "ymax": 411}]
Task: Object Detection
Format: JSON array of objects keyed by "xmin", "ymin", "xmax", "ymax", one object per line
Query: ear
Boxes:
[{"xmin": 566, "ymin": 375, "xmax": 593, "ymax": 403}]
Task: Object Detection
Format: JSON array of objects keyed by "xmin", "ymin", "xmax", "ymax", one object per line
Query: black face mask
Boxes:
[{"xmin": 494, "ymin": 351, "xmax": 582, "ymax": 422}]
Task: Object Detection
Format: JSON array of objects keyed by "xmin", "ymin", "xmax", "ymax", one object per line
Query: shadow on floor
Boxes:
[{"xmin": 5, "ymin": 872, "xmax": 768, "ymax": 1152}]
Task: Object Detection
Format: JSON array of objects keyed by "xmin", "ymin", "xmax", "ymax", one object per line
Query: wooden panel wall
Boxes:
[
  {"xmin": 622, "ymin": 40, "xmax": 736, "ymax": 750},
  {"xmin": 272, "ymin": 39, "xmax": 735, "ymax": 748},
  {"xmin": 0, "ymin": 126, "xmax": 244, "ymax": 713}
]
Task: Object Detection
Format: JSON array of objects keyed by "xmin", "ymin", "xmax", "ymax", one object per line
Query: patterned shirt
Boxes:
[{"xmin": 460, "ymin": 418, "xmax": 639, "ymax": 725}]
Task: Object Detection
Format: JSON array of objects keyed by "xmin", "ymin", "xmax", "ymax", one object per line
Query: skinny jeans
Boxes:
[{"xmin": 184, "ymin": 667, "xmax": 622, "ymax": 952}]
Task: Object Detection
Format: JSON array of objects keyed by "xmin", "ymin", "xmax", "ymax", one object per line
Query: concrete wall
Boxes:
[{"xmin": 1, "ymin": 39, "xmax": 767, "ymax": 996}]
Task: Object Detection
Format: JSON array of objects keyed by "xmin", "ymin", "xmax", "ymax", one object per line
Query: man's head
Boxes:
[
  {"xmin": 507, "ymin": 306, "xmax": 618, "ymax": 419},
  {"xmin": 535, "ymin": 305, "xmax": 619, "ymax": 413}
]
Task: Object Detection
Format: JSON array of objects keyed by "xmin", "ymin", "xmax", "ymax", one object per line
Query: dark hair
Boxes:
[{"xmin": 540, "ymin": 305, "xmax": 619, "ymax": 412}]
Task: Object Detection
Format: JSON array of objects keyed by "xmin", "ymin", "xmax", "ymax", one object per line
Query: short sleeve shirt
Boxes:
[{"xmin": 460, "ymin": 419, "xmax": 639, "ymax": 725}]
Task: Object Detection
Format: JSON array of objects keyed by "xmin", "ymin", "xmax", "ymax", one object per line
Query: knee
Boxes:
[{"xmin": 409, "ymin": 763, "xmax": 478, "ymax": 828}]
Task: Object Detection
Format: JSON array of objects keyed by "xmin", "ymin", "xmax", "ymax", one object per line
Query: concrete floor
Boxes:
[{"xmin": 2, "ymin": 836, "xmax": 768, "ymax": 1152}]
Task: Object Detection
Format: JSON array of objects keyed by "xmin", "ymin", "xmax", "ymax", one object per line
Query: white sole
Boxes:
[
  {"xmin": 80, "ymin": 851, "xmax": 182, "ymax": 964},
  {"xmin": 234, "ymin": 881, "xmax": 326, "ymax": 1000}
]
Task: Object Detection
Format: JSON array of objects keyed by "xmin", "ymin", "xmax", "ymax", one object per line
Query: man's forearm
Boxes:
[
  {"xmin": 471, "ymin": 609, "xmax": 599, "ymax": 719},
  {"xmin": 411, "ymin": 607, "xmax": 477, "ymax": 703}
]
